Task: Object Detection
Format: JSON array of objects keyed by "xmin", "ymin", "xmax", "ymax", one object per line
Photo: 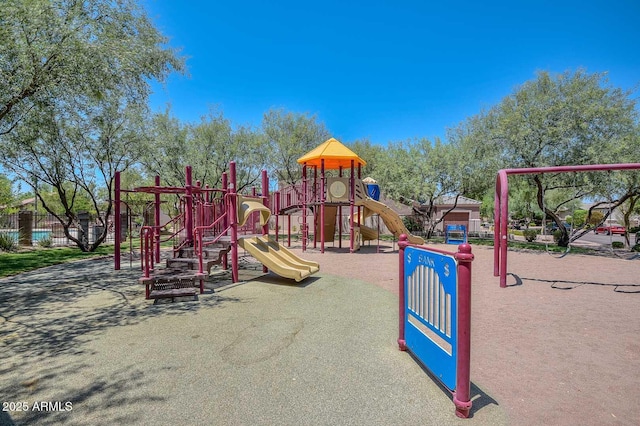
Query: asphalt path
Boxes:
[{"xmin": 578, "ymin": 230, "xmax": 634, "ymax": 245}]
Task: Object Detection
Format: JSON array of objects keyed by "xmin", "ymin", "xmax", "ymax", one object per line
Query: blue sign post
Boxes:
[{"xmin": 398, "ymin": 234, "xmax": 474, "ymax": 418}]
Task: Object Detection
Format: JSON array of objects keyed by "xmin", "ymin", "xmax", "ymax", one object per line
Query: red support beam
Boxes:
[
  {"xmin": 154, "ymin": 175, "xmax": 161, "ymax": 263},
  {"xmin": 230, "ymin": 161, "xmax": 239, "ymax": 283},
  {"xmin": 321, "ymin": 159, "xmax": 325, "ymax": 253},
  {"xmin": 302, "ymin": 164, "xmax": 307, "ymax": 252},
  {"xmin": 453, "ymin": 243, "xmax": 474, "ymax": 418},
  {"xmin": 185, "ymin": 166, "xmax": 194, "ymax": 246},
  {"xmin": 262, "ymin": 170, "xmax": 269, "ymax": 273},
  {"xmin": 114, "ymin": 171, "xmax": 121, "ymax": 270}
]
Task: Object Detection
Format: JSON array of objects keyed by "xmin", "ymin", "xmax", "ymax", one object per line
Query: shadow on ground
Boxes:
[
  {"xmin": 0, "ymin": 258, "xmax": 246, "ymax": 359},
  {"xmin": 407, "ymin": 351, "xmax": 499, "ymax": 419},
  {"xmin": 0, "ymin": 256, "xmax": 251, "ymax": 425},
  {"xmin": 1, "ymin": 361, "xmax": 166, "ymax": 425}
]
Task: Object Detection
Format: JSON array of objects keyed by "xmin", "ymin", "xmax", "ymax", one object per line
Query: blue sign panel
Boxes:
[
  {"xmin": 445, "ymin": 224, "xmax": 467, "ymax": 244},
  {"xmin": 404, "ymin": 246, "xmax": 458, "ymax": 390}
]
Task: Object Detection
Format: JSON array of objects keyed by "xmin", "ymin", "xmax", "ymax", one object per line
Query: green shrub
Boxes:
[
  {"xmin": 38, "ymin": 237, "xmax": 53, "ymax": 248},
  {"xmin": 632, "ymin": 243, "xmax": 640, "ymax": 252},
  {"xmin": 552, "ymin": 230, "xmax": 563, "ymax": 242},
  {"xmin": 522, "ymin": 229, "xmax": 538, "ymax": 242},
  {"xmin": 611, "ymin": 241, "xmax": 624, "ymax": 249},
  {"xmin": 402, "ymin": 216, "xmax": 421, "ymax": 232},
  {"xmin": 0, "ymin": 232, "xmax": 18, "ymax": 252}
]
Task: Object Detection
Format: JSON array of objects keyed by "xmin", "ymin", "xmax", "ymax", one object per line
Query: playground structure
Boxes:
[
  {"xmin": 113, "ymin": 161, "xmax": 319, "ymax": 300},
  {"xmin": 494, "ymin": 163, "xmax": 640, "ymax": 288},
  {"xmin": 272, "ymin": 138, "xmax": 424, "ymax": 254},
  {"xmin": 111, "ymin": 138, "xmax": 426, "ymax": 299}
]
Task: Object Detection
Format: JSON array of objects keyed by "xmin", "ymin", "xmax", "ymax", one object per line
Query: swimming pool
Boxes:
[{"xmin": 0, "ymin": 230, "xmax": 52, "ymax": 242}]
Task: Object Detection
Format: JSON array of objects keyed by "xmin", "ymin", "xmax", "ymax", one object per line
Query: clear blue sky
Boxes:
[{"xmin": 145, "ymin": 0, "xmax": 640, "ymax": 144}]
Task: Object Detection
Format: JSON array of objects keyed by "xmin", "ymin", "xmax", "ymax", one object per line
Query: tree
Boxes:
[
  {"xmin": 376, "ymin": 138, "xmax": 466, "ymax": 237},
  {"xmin": 2, "ymin": 99, "xmax": 150, "ymax": 251},
  {"xmin": 0, "ymin": 0, "xmax": 183, "ymax": 135},
  {"xmin": 506, "ymin": 177, "xmax": 540, "ymax": 227},
  {"xmin": 447, "ymin": 111, "xmax": 504, "ymax": 202},
  {"xmin": 595, "ymin": 171, "xmax": 640, "ymax": 248},
  {"xmin": 141, "ymin": 107, "xmax": 191, "ymax": 188},
  {"xmin": 347, "ymin": 138, "xmax": 384, "ymax": 179},
  {"xmin": 190, "ymin": 109, "xmax": 267, "ymax": 191},
  {"xmin": 262, "ymin": 108, "xmax": 330, "ymax": 186},
  {"xmin": 0, "ymin": 0, "xmax": 184, "ymax": 251},
  {"xmin": 143, "ymin": 107, "xmax": 267, "ymax": 192},
  {"xmin": 481, "ymin": 70, "xmax": 638, "ymax": 246},
  {"xmin": 589, "ymin": 124, "xmax": 640, "ymax": 248},
  {"xmin": 0, "ymin": 173, "xmax": 14, "ymax": 211}
]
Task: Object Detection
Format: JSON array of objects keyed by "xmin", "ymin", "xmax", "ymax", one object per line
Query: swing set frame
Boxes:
[{"xmin": 494, "ymin": 163, "xmax": 640, "ymax": 288}]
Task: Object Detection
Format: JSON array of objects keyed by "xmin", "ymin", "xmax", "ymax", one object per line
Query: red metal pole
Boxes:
[
  {"xmin": 503, "ymin": 162, "xmax": 640, "ymax": 175},
  {"xmin": 195, "ymin": 181, "xmax": 203, "ymax": 229},
  {"xmin": 302, "ymin": 164, "xmax": 307, "ymax": 252},
  {"xmin": 275, "ymin": 191, "xmax": 280, "ymax": 243},
  {"xmin": 350, "ymin": 160, "xmax": 355, "ymax": 253},
  {"xmin": 145, "ymin": 228, "xmax": 152, "ymax": 276},
  {"xmin": 357, "ymin": 164, "xmax": 362, "ymax": 232},
  {"xmin": 493, "ymin": 170, "xmax": 509, "ymax": 288},
  {"xmin": 139, "ymin": 227, "xmax": 144, "ymax": 271},
  {"xmin": 114, "ymin": 171, "xmax": 121, "ymax": 270},
  {"xmin": 229, "ymin": 161, "xmax": 239, "ymax": 283},
  {"xmin": 320, "ymin": 159, "xmax": 325, "ymax": 253},
  {"xmin": 185, "ymin": 166, "xmax": 194, "ymax": 246},
  {"xmin": 493, "ymin": 173, "xmax": 501, "ymax": 278},
  {"xmin": 222, "ymin": 171, "xmax": 229, "ymax": 270},
  {"xmin": 377, "ymin": 213, "xmax": 380, "ymax": 253},
  {"xmin": 154, "ymin": 175, "xmax": 161, "ymax": 263},
  {"xmin": 287, "ymin": 211, "xmax": 291, "ymax": 247},
  {"xmin": 250, "ymin": 187, "xmax": 257, "ymax": 234},
  {"xmin": 499, "ymin": 171, "xmax": 509, "ymax": 288},
  {"xmin": 262, "ymin": 170, "xmax": 269, "ymax": 273},
  {"xmin": 262, "ymin": 170, "xmax": 269, "ymax": 236},
  {"xmin": 313, "ymin": 165, "xmax": 318, "ymax": 249},
  {"xmin": 397, "ymin": 234, "xmax": 408, "ymax": 350},
  {"xmin": 195, "ymin": 224, "xmax": 205, "ymax": 294},
  {"xmin": 453, "ymin": 243, "xmax": 474, "ymax": 418},
  {"xmin": 222, "ymin": 172, "xmax": 228, "ymax": 229},
  {"xmin": 338, "ymin": 166, "xmax": 343, "ymax": 249},
  {"xmin": 197, "ymin": 226, "xmax": 203, "ymax": 275},
  {"xmin": 193, "ymin": 185, "xmax": 203, "ymax": 278}
]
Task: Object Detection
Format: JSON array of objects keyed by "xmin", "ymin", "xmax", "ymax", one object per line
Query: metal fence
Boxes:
[{"xmin": 0, "ymin": 211, "xmax": 116, "ymax": 247}]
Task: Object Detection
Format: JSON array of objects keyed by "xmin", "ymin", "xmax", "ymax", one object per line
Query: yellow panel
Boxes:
[{"xmin": 237, "ymin": 195, "xmax": 271, "ymax": 228}]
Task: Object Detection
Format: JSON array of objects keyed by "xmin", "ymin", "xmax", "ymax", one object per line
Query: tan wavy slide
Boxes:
[
  {"xmin": 357, "ymin": 198, "xmax": 425, "ymax": 245},
  {"xmin": 238, "ymin": 236, "xmax": 320, "ymax": 282}
]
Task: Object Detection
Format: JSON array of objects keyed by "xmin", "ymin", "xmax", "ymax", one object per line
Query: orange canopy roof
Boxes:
[{"xmin": 296, "ymin": 138, "xmax": 366, "ymax": 169}]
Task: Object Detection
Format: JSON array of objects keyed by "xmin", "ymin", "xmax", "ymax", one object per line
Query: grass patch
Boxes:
[{"xmin": 0, "ymin": 245, "xmax": 113, "ymax": 278}]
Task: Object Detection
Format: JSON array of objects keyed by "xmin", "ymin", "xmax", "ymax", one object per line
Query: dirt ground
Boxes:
[
  {"xmin": 2, "ymin": 239, "xmax": 638, "ymax": 425},
  {"xmin": 287, "ymin": 240, "xmax": 640, "ymax": 426}
]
